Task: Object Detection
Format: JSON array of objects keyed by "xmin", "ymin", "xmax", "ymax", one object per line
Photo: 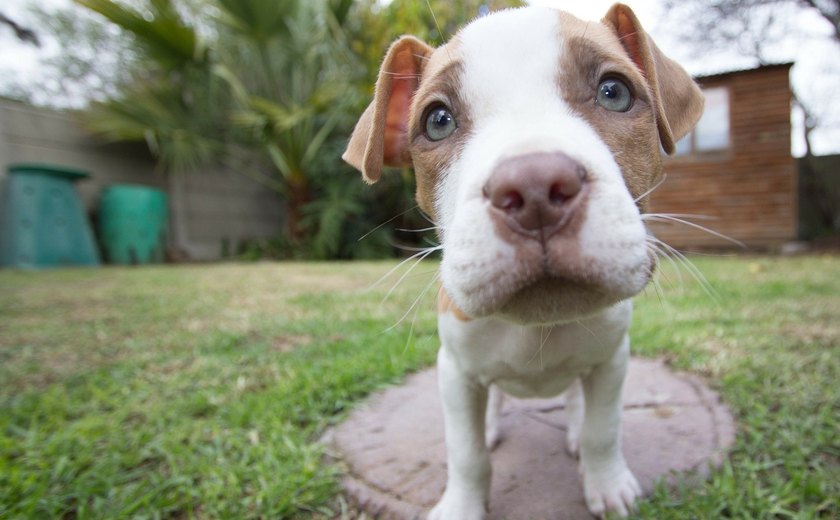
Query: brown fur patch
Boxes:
[
  {"xmin": 343, "ymin": 36, "xmax": 435, "ymax": 184},
  {"xmin": 557, "ymin": 14, "xmax": 660, "ymax": 207},
  {"xmin": 556, "ymin": 10, "xmax": 702, "ymax": 210},
  {"xmin": 601, "ymin": 4, "xmax": 704, "ymax": 154},
  {"xmin": 406, "ymin": 39, "xmax": 471, "ymax": 219},
  {"xmin": 438, "ymin": 285, "xmax": 472, "ymax": 321}
]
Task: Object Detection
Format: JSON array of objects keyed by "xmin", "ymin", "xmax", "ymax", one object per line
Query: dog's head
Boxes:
[{"xmin": 344, "ymin": 4, "xmax": 704, "ymax": 324}]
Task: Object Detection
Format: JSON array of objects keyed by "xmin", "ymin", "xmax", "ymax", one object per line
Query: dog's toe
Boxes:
[
  {"xmin": 583, "ymin": 466, "xmax": 641, "ymax": 518},
  {"xmin": 428, "ymin": 491, "xmax": 487, "ymax": 520}
]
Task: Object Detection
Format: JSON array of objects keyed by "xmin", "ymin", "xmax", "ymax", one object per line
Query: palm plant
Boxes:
[
  {"xmin": 217, "ymin": 0, "xmax": 362, "ymax": 240},
  {"xmin": 76, "ymin": 0, "xmax": 228, "ymax": 173},
  {"xmin": 78, "ymin": 0, "xmax": 370, "ymax": 250}
]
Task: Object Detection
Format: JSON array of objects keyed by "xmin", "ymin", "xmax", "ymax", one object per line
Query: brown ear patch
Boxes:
[
  {"xmin": 342, "ymin": 36, "xmax": 434, "ymax": 184},
  {"xmin": 603, "ymin": 3, "xmax": 704, "ymax": 155},
  {"xmin": 611, "ymin": 8, "xmax": 644, "ymax": 74}
]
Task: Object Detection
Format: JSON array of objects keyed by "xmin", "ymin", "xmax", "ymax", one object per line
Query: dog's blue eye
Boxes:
[
  {"xmin": 425, "ymin": 106, "xmax": 457, "ymax": 141},
  {"xmin": 596, "ymin": 79, "xmax": 632, "ymax": 112}
]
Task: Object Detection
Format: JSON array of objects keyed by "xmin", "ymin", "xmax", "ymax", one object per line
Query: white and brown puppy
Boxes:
[{"xmin": 344, "ymin": 4, "xmax": 703, "ymax": 518}]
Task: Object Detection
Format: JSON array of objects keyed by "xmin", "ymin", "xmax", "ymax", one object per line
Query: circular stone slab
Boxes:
[{"xmin": 324, "ymin": 358, "xmax": 735, "ymax": 519}]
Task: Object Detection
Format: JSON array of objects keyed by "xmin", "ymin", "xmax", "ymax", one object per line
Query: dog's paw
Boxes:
[
  {"xmin": 428, "ymin": 491, "xmax": 487, "ymax": 520},
  {"xmin": 583, "ymin": 465, "xmax": 642, "ymax": 518}
]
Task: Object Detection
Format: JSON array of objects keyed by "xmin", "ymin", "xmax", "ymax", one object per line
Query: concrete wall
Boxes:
[
  {"xmin": 169, "ymin": 167, "xmax": 285, "ymax": 260},
  {"xmin": 0, "ymin": 98, "xmax": 285, "ymax": 261}
]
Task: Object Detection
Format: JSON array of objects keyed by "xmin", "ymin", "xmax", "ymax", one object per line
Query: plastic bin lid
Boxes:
[{"xmin": 7, "ymin": 163, "xmax": 90, "ymax": 180}]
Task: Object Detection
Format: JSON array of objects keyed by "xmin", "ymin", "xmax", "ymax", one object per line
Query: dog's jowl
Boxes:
[{"xmin": 344, "ymin": 4, "xmax": 703, "ymax": 518}]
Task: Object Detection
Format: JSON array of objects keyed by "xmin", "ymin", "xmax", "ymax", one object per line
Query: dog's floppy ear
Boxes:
[
  {"xmin": 603, "ymin": 4, "xmax": 704, "ymax": 154},
  {"xmin": 343, "ymin": 36, "xmax": 434, "ymax": 183}
]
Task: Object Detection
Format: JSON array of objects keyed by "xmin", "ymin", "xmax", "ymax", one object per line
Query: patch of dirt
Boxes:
[
  {"xmin": 269, "ymin": 334, "xmax": 347, "ymax": 353},
  {"xmin": 271, "ymin": 334, "xmax": 313, "ymax": 353},
  {"xmin": 778, "ymin": 323, "xmax": 840, "ymax": 345}
]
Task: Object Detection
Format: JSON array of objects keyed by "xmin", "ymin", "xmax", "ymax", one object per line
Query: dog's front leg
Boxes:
[
  {"xmin": 429, "ymin": 346, "xmax": 491, "ymax": 520},
  {"xmin": 580, "ymin": 335, "xmax": 641, "ymax": 518}
]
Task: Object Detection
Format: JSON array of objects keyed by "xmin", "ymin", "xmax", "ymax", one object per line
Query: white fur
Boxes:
[
  {"xmin": 438, "ymin": 7, "xmax": 650, "ymax": 320},
  {"xmin": 427, "ymin": 7, "xmax": 648, "ymax": 520}
]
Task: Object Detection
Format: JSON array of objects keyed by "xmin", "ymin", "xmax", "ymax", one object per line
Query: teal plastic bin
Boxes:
[
  {"xmin": 99, "ymin": 185, "xmax": 169, "ymax": 264},
  {"xmin": 0, "ymin": 164, "xmax": 101, "ymax": 268}
]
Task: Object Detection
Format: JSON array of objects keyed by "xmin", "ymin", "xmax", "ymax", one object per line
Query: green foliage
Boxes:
[
  {"xmin": 214, "ymin": 0, "xmax": 297, "ymax": 44},
  {"xmin": 76, "ymin": 0, "xmax": 204, "ymax": 70}
]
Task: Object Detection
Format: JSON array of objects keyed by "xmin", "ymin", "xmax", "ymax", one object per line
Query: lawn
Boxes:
[{"xmin": 0, "ymin": 257, "xmax": 838, "ymax": 519}]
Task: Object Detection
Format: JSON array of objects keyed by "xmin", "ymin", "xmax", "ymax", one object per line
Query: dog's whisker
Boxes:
[
  {"xmin": 391, "ymin": 243, "xmax": 443, "ymax": 253},
  {"xmin": 647, "ymin": 238, "xmax": 684, "ymax": 289},
  {"xmin": 573, "ymin": 319, "xmax": 598, "ymax": 339},
  {"xmin": 380, "ymin": 71, "xmax": 423, "ymax": 78},
  {"xmin": 642, "ymin": 212, "xmax": 715, "ymax": 221},
  {"xmin": 418, "ymin": 210, "xmax": 439, "ymax": 227},
  {"xmin": 649, "ymin": 237, "xmax": 720, "ymax": 302},
  {"xmin": 384, "ymin": 270, "xmax": 440, "ymax": 335},
  {"xmin": 425, "ymin": 0, "xmax": 453, "ymax": 61},
  {"xmin": 633, "ymin": 173, "xmax": 667, "ymax": 203},
  {"xmin": 380, "ymin": 247, "xmax": 441, "ymax": 305},
  {"xmin": 642, "ymin": 214, "xmax": 746, "ymax": 248},
  {"xmin": 368, "ymin": 246, "xmax": 437, "ymax": 292},
  {"xmin": 359, "ymin": 205, "xmax": 420, "ymax": 242},
  {"xmin": 395, "ymin": 226, "xmax": 441, "ymax": 233},
  {"xmin": 648, "ymin": 269, "xmax": 668, "ymax": 309},
  {"xmin": 616, "ymin": 30, "xmax": 641, "ymax": 43},
  {"xmin": 527, "ymin": 329, "xmax": 541, "ymax": 366},
  {"xmin": 528, "ymin": 325, "xmax": 554, "ymax": 368}
]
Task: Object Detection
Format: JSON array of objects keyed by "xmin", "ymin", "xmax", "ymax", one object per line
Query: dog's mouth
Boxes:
[
  {"xmin": 447, "ymin": 234, "xmax": 653, "ymax": 324},
  {"xmin": 496, "ymin": 272, "xmax": 622, "ymax": 324}
]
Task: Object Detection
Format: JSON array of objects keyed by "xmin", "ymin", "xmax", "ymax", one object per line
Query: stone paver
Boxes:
[{"xmin": 324, "ymin": 358, "xmax": 735, "ymax": 519}]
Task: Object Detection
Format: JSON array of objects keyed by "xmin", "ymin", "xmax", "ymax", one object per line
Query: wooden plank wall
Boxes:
[{"xmin": 649, "ymin": 65, "xmax": 796, "ymax": 250}]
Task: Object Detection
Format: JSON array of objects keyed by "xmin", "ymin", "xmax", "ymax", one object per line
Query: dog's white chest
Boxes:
[{"xmin": 438, "ymin": 300, "xmax": 632, "ymax": 398}]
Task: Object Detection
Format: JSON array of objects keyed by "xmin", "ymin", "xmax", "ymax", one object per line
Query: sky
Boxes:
[
  {"xmin": 0, "ymin": 0, "xmax": 63, "ymax": 86},
  {"xmin": 2, "ymin": 0, "xmax": 839, "ymax": 155}
]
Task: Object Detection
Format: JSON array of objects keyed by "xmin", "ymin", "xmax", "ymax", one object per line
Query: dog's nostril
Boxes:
[
  {"xmin": 549, "ymin": 183, "xmax": 568, "ymax": 204},
  {"xmin": 549, "ymin": 176, "xmax": 582, "ymax": 204},
  {"xmin": 492, "ymin": 189, "xmax": 524, "ymax": 211}
]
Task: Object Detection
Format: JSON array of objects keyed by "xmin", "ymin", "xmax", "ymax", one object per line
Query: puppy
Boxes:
[{"xmin": 343, "ymin": 4, "xmax": 703, "ymax": 518}]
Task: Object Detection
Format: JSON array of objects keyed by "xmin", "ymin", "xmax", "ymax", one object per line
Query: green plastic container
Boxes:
[
  {"xmin": 99, "ymin": 185, "xmax": 169, "ymax": 264},
  {"xmin": 0, "ymin": 164, "xmax": 101, "ymax": 268}
]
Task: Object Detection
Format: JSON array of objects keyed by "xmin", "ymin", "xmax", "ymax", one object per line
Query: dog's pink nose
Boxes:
[{"xmin": 483, "ymin": 152, "xmax": 586, "ymax": 235}]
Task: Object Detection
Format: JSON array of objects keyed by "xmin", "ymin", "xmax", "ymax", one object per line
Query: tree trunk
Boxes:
[{"xmin": 286, "ymin": 176, "xmax": 310, "ymax": 241}]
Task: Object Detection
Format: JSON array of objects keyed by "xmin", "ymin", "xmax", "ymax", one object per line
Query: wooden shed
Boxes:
[{"xmin": 648, "ymin": 63, "xmax": 796, "ymax": 250}]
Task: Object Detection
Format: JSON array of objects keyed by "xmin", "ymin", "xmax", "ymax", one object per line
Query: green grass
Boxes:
[{"xmin": 0, "ymin": 257, "xmax": 838, "ymax": 519}]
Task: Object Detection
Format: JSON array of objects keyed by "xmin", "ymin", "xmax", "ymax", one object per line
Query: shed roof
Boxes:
[{"xmin": 694, "ymin": 62, "xmax": 794, "ymax": 81}]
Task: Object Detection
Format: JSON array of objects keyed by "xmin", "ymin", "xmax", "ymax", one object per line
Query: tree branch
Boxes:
[{"xmin": 0, "ymin": 12, "xmax": 40, "ymax": 46}]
